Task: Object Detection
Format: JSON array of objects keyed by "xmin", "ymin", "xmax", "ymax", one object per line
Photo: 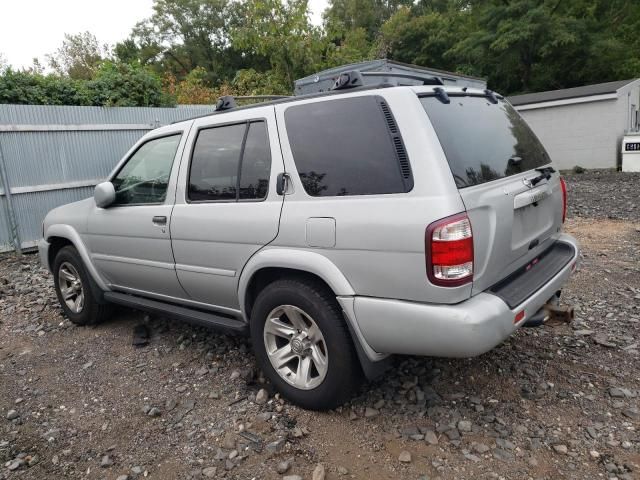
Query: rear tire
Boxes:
[
  {"xmin": 53, "ymin": 246, "xmax": 111, "ymax": 326},
  {"xmin": 250, "ymin": 278, "xmax": 361, "ymax": 410}
]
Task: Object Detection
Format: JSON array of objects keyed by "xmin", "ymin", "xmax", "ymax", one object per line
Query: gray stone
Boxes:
[
  {"xmin": 6, "ymin": 410, "xmax": 19, "ymax": 420},
  {"xmin": 147, "ymin": 407, "xmax": 161, "ymax": 417},
  {"xmin": 116, "ymin": 476, "xmax": 129, "ymax": 480},
  {"xmin": 472, "ymin": 442, "xmax": 490, "ymax": 454},
  {"xmin": 424, "ymin": 430, "xmax": 438, "ymax": 445},
  {"xmin": 283, "ymin": 476, "xmax": 303, "ymax": 480},
  {"xmin": 573, "ymin": 329, "xmax": 594, "ymax": 336},
  {"xmin": 493, "ymin": 449, "xmax": 514, "ymax": 462},
  {"xmin": 622, "ymin": 408, "xmax": 640, "ymax": 420},
  {"xmin": 464, "ymin": 453, "xmax": 481, "ymax": 462},
  {"xmin": 266, "ymin": 438, "xmax": 286, "ymax": 454},
  {"xmin": 276, "ymin": 460, "xmax": 291, "ymax": 474},
  {"xmin": 312, "ymin": 463, "xmax": 326, "ymax": 480},
  {"xmin": 202, "ymin": 467, "xmax": 217, "ymax": 478},
  {"xmin": 7, "ymin": 460, "xmax": 23, "ymax": 471},
  {"xmin": 553, "ymin": 444, "xmax": 568, "ymax": 454},
  {"xmin": 445, "ymin": 429, "xmax": 460, "ymax": 441},
  {"xmin": 457, "ymin": 420, "xmax": 472, "ymax": 433},
  {"xmin": 364, "ymin": 407, "xmax": 379, "ymax": 418},
  {"xmin": 398, "ymin": 451, "xmax": 412, "ymax": 463},
  {"xmin": 255, "ymin": 388, "xmax": 269, "ymax": 405},
  {"xmin": 496, "ymin": 438, "xmax": 515, "ymax": 450},
  {"xmin": 101, "ymin": 455, "xmax": 113, "ymax": 467}
]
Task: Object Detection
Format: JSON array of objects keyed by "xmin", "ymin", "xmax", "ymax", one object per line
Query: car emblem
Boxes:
[{"xmin": 522, "ymin": 177, "xmax": 533, "ymax": 188}]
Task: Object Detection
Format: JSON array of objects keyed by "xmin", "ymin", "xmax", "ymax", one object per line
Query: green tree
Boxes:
[
  {"xmin": 232, "ymin": 0, "xmax": 324, "ymax": 89},
  {"xmin": 323, "ymin": 0, "xmax": 413, "ymax": 42},
  {"xmin": 87, "ymin": 61, "xmax": 173, "ymax": 107},
  {"xmin": 47, "ymin": 32, "xmax": 109, "ymax": 80},
  {"xmin": 119, "ymin": 0, "xmax": 263, "ymax": 85},
  {"xmin": 448, "ymin": 0, "xmax": 590, "ymax": 93},
  {"xmin": 378, "ymin": 5, "xmax": 470, "ymax": 73}
]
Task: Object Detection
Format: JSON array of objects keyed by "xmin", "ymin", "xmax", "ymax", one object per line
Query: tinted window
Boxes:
[
  {"xmin": 420, "ymin": 96, "xmax": 550, "ymax": 188},
  {"xmin": 189, "ymin": 124, "xmax": 245, "ymax": 201},
  {"xmin": 112, "ymin": 134, "xmax": 181, "ymax": 205},
  {"xmin": 285, "ymin": 96, "xmax": 410, "ymax": 196},
  {"xmin": 188, "ymin": 121, "xmax": 271, "ymax": 202},
  {"xmin": 239, "ymin": 122, "xmax": 271, "ymax": 200}
]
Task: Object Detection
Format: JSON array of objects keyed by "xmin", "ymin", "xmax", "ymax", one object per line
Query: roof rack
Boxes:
[
  {"xmin": 331, "ymin": 70, "xmax": 443, "ymax": 91},
  {"xmin": 171, "ymin": 80, "xmax": 443, "ymax": 124}
]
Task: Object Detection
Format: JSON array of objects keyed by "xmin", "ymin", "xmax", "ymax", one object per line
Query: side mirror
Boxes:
[{"xmin": 94, "ymin": 182, "xmax": 116, "ymax": 208}]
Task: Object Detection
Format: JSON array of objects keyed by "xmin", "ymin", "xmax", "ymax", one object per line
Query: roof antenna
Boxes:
[
  {"xmin": 484, "ymin": 89, "xmax": 499, "ymax": 104},
  {"xmin": 216, "ymin": 95, "xmax": 237, "ymax": 111}
]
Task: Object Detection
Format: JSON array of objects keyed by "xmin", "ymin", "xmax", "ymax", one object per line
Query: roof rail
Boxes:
[
  {"xmin": 361, "ymin": 71, "xmax": 443, "ymax": 86},
  {"xmin": 330, "ymin": 69, "xmax": 443, "ymax": 91},
  {"xmin": 214, "ymin": 95, "xmax": 291, "ymax": 112}
]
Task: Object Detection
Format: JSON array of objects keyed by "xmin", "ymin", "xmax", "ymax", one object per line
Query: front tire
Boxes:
[
  {"xmin": 250, "ymin": 278, "xmax": 361, "ymax": 410},
  {"xmin": 53, "ymin": 246, "xmax": 110, "ymax": 326}
]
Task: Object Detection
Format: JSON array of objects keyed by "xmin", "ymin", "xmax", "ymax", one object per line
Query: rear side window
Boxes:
[
  {"xmin": 284, "ymin": 96, "xmax": 412, "ymax": 196},
  {"xmin": 420, "ymin": 96, "xmax": 550, "ymax": 188},
  {"xmin": 188, "ymin": 120, "xmax": 271, "ymax": 202}
]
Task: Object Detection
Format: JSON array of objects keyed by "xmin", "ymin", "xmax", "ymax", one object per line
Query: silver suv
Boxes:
[{"xmin": 39, "ymin": 83, "xmax": 579, "ymax": 410}]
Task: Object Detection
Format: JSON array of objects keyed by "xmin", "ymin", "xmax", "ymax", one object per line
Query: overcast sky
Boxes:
[{"xmin": 0, "ymin": 0, "xmax": 329, "ymax": 69}]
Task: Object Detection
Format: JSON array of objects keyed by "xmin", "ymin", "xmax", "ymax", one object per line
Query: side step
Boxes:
[{"xmin": 104, "ymin": 292, "xmax": 248, "ymax": 335}]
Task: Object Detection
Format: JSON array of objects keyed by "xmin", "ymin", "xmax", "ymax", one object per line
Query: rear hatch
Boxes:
[{"xmin": 420, "ymin": 92, "xmax": 564, "ymax": 295}]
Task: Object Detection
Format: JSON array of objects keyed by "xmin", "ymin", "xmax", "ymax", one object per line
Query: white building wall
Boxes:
[{"xmin": 516, "ymin": 99, "xmax": 620, "ymax": 170}]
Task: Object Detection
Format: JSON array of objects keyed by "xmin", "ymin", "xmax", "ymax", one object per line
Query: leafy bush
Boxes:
[{"xmin": 0, "ymin": 62, "xmax": 173, "ymax": 107}]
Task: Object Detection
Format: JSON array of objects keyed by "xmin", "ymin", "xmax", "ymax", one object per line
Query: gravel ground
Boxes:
[{"xmin": 1, "ymin": 171, "xmax": 639, "ymax": 480}]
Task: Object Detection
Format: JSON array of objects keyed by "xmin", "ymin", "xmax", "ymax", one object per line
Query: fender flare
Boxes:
[
  {"xmin": 46, "ymin": 224, "xmax": 110, "ymax": 292},
  {"xmin": 237, "ymin": 247, "xmax": 355, "ymax": 318},
  {"xmin": 237, "ymin": 247, "xmax": 390, "ymax": 370}
]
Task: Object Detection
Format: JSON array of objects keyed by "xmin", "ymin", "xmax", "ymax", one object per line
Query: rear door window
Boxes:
[
  {"xmin": 284, "ymin": 96, "xmax": 413, "ymax": 196},
  {"xmin": 420, "ymin": 96, "xmax": 551, "ymax": 188},
  {"xmin": 188, "ymin": 120, "xmax": 271, "ymax": 202}
]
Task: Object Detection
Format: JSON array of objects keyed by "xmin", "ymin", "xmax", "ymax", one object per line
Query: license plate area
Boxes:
[{"xmin": 512, "ymin": 197, "xmax": 555, "ymax": 250}]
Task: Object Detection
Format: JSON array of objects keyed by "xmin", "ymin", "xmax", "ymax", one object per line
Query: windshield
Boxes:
[{"xmin": 420, "ymin": 95, "xmax": 551, "ymax": 188}]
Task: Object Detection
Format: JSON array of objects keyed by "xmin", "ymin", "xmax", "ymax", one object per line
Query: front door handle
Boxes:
[{"xmin": 152, "ymin": 215, "xmax": 167, "ymax": 226}]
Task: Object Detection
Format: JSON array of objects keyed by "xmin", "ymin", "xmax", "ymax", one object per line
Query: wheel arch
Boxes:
[
  {"xmin": 238, "ymin": 248, "xmax": 355, "ymax": 320},
  {"xmin": 238, "ymin": 249, "xmax": 391, "ymax": 378},
  {"xmin": 45, "ymin": 224, "xmax": 109, "ymax": 293}
]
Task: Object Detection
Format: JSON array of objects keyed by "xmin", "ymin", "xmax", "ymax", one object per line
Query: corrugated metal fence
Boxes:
[{"xmin": 0, "ymin": 104, "xmax": 216, "ymax": 252}]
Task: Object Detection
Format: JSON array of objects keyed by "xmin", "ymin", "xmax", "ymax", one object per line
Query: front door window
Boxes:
[{"xmin": 112, "ymin": 134, "xmax": 182, "ymax": 205}]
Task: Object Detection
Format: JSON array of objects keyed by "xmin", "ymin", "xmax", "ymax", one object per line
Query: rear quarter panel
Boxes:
[{"xmin": 274, "ymin": 88, "xmax": 470, "ymax": 304}]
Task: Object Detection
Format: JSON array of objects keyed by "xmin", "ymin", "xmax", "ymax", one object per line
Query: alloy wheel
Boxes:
[{"xmin": 263, "ymin": 305, "xmax": 328, "ymax": 390}]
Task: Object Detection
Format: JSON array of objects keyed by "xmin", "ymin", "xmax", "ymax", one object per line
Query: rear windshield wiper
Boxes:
[{"xmin": 530, "ymin": 166, "xmax": 556, "ymax": 186}]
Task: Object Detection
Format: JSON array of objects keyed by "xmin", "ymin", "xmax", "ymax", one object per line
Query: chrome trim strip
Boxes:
[
  {"xmin": 175, "ymin": 263, "xmax": 236, "ymax": 277},
  {"xmin": 92, "ymin": 253, "xmax": 175, "ymax": 270}
]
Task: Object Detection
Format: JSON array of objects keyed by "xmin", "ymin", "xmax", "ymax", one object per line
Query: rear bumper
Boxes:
[{"xmin": 352, "ymin": 233, "xmax": 579, "ymax": 358}]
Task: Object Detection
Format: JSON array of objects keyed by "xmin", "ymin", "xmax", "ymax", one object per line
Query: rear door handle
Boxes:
[{"xmin": 152, "ymin": 215, "xmax": 167, "ymax": 226}]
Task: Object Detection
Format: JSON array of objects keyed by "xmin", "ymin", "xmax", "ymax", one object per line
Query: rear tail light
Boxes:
[
  {"xmin": 559, "ymin": 176, "xmax": 567, "ymax": 223},
  {"xmin": 426, "ymin": 213, "xmax": 473, "ymax": 287}
]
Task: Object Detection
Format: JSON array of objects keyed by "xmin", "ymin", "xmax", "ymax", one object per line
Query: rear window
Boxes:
[
  {"xmin": 420, "ymin": 95, "xmax": 550, "ymax": 188},
  {"xmin": 284, "ymin": 96, "xmax": 413, "ymax": 196}
]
